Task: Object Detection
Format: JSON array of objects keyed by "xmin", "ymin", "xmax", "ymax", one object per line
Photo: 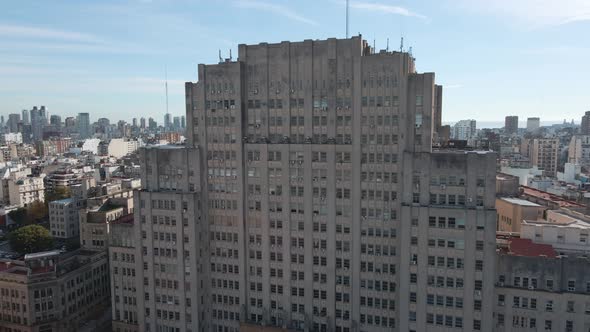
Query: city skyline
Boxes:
[{"xmin": 1, "ymin": 0, "xmax": 589, "ymax": 122}]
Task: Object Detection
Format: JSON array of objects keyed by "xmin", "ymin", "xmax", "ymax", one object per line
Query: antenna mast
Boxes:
[
  {"xmin": 346, "ymin": 0, "xmax": 349, "ymax": 38},
  {"xmin": 386, "ymin": 38, "xmax": 389, "ymax": 51},
  {"xmin": 165, "ymin": 66, "xmax": 169, "ymax": 115},
  {"xmin": 400, "ymin": 37, "xmax": 404, "ymax": 52}
]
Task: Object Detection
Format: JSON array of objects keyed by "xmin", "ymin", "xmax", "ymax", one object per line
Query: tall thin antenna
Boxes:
[
  {"xmin": 229, "ymin": 49, "xmax": 232, "ymax": 61},
  {"xmin": 386, "ymin": 38, "xmax": 389, "ymax": 51},
  {"xmin": 345, "ymin": 0, "xmax": 349, "ymax": 38},
  {"xmin": 400, "ymin": 37, "xmax": 404, "ymax": 52},
  {"xmin": 218, "ymin": 49, "xmax": 222, "ymax": 63},
  {"xmin": 165, "ymin": 66, "xmax": 169, "ymax": 115}
]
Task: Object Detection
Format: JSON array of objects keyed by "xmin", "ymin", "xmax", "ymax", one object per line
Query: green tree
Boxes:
[{"xmin": 9, "ymin": 225, "xmax": 54, "ymax": 254}]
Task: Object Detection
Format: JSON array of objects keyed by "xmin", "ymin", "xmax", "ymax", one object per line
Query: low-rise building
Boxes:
[
  {"xmin": 0, "ymin": 249, "xmax": 110, "ymax": 331},
  {"xmin": 496, "ymin": 197, "xmax": 545, "ymax": 233},
  {"xmin": 107, "ymin": 139, "xmax": 141, "ymax": 158}
]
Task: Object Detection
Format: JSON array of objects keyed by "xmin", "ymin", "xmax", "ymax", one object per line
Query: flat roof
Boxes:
[
  {"xmin": 51, "ymin": 197, "xmax": 75, "ymax": 204},
  {"xmin": 500, "ymin": 197, "xmax": 542, "ymax": 207},
  {"xmin": 24, "ymin": 250, "xmax": 61, "ymax": 260}
]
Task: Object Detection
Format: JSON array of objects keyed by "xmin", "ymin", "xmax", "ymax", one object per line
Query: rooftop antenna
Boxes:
[
  {"xmin": 218, "ymin": 49, "xmax": 222, "ymax": 63},
  {"xmin": 345, "ymin": 0, "xmax": 349, "ymax": 38},
  {"xmin": 386, "ymin": 38, "xmax": 389, "ymax": 52},
  {"xmin": 373, "ymin": 39, "xmax": 375, "ymax": 53},
  {"xmin": 165, "ymin": 66, "xmax": 169, "ymax": 116},
  {"xmin": 400, "ymin": 37, "xmax": 404, "ymax": 52},
  {"xmin": 408, "ymin": 46, "xmax": 413, "ymax": 57},
  {"xmin": 229, "ymin": 49, "xmax": 233, "ymax": 61}
]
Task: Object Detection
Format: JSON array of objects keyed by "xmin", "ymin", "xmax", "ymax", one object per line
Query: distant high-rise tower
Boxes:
[
  {"xmin": 504, "ymin": 116, "xmax": 518, "ymax": 134},
  {"xmin": 581, "ymin": 111, "xmax": 590, "ymax": 135},
  {"xmin": 7, "ymin": 113, "xmax": 20, "ymax": 133},
  {"xmin": 21, "ymin": 109, "xmax": 30, "ymax": 125},
  {"xmin": 77, "ymin": 113, "xmax": 91, "ymax": 139},
  {"xmin": 132, "ymin": 118, "xmax": 138, "ymax": 127},
  {"xmin": 140, "ymin": 117, "xmax": 146, "ymax": 129},
  {"xmin": 180, "ymin": 115, "xmax": 186, "ymax": 129},
  {"xmin": 164, "ymin": 113, "xmax": 172, "ymax": 130},
  {"xmin": 30, "ymin": 106, "xmax": 47, "ymax": 142},
  {"xmin": 452, "ymin": 119, "xmax": 477, "ymax": 140},
  {"xmin": 148, "ymin": 117, "xmax": 156, "ymax": 130},
  {"xmin": 50, "ymin": 115, "xmax": 62, "ymax": 127},
  {"xmin": 526, "ymin": 117, "xmax": 540, "ymax": 133},
  {"xmin": 173, "ymin": 116, "xmax": 180, "ymax": 130}
]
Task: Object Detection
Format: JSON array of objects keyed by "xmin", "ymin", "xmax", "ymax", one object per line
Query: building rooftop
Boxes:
[
  {"xmin": 521, "ymin": 186, "xmax": 585, "ymax": 207},
  {"xmin": 51, "ymin": 197, "xmax": 75, "ymax": 204},
  {"xmin": 500, "ymin": 238, "xmax": 557, "ymax": 258},
  {"xmin": 500, "ymin": 197, "xmax": 542, "ymax": 207}
]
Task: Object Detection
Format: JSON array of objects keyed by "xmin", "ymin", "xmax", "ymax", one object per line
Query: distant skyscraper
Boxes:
[
  {"xmin": 21, "ymin": 109, "xmax": 30, "ymax": 125},
  {"xmin": 581, "ymin": 111, "xmax": 590, "ymax": 135},
  {"xmin": 140, "ymin": 117, "xmax": 146, "ymax": 129},
  {"xmin": 526, "ymin": 117, "xmax": 540, "ymax": 133},
  {"xmin": 30, "ymin": 106, "xmax": 47, "ymax": 142},
  {"xmin": 164, "ymin": 113, "xmax": 171, "ymax": 130},
  {"xmin": 173, "ymin": 116, "xmax": 180, "ymax": 129},
  {"xmin": 50, "ymin": 115, "xmax": 62, "ymax": 127},
  {"xmin": 78, "ymin": 113, "xmax": 91, "ymax": 139},
  {"xmin": 0, "ymin": 116, "xmax": 4, "ymax": 127},
  {"xmin": 452, "ymin": 119, "xmax": 477, "ymax": 140},
  {"xmin": 504, "ymin": 115, "xmax": 518, "ymax": 134},
  {"xmin": 180, "ymin": 115, "xmax": 186, "ymax": 129},
  {"xmin": 132, "ymin": 118, "xmax": 138, "ymax": 127},
  {"xmin": 7, "ymin": 113, "xmax": 20, "ymax": 133},
  {"xmin": 148, "ymin": 117, "xmax": 156, "ymax": 130}
]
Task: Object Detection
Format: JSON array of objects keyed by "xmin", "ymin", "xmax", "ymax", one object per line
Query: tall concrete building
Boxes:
[
  {"xmin": 140, "ymin": 117, "xmax": 146, "ymax": 129},
  {"xmin": 526, "ymin": 117, "xmax": 540, "ymax": 133},
  {"xmin": 504, "ymin": 116, "xmax": 518, "ymax": 135},
  {"xmin": 115, "ymin": 36, "xmax": 498, "ymax": 332},
  {"xmin": 181, "ymin": 115, "xmax": 186, "ymax": 129},
  {"xmin": 78, "ymin": 112, "xmax": 91, "ymax": 139},
  {"xmin": 581, "ymin": 111, "xmax": 590, "ymax": 135}
]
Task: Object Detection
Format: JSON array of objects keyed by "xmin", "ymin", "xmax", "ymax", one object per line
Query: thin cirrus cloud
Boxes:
[
  {"xmin": 233, "ymin": 0, "xmax": 318, "ymax": 26},
  {"xmin": 459, "ymin": 0, "xmax": 590, "ymax": 27},
  {"xmin": 349, "ymin": 1, "xmax": 427, "ymax": 20},
  {"xmin": 0, "ymin": 24, "xmax": 102, "ymax": 43}
]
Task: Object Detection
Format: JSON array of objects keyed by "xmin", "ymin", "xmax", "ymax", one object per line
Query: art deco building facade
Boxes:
[{"xmin": 112, "ymin": 36, "xmax": 498, "ymax": 332}]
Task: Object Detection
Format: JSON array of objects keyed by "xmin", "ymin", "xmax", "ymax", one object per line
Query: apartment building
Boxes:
[
  {"xmin": 8, "ymin": 175, "xmax": 45, "ymax": 208},
  {"xmin": 0, "ymin": 249, "xmax": 110, "ymax": 332},
  {"xmin": 113, "ymin": 36, "xmax": 498, "ymax": 332},
  {"xmin": 48, "ymin": 197, "xmax": 86, "ymax": 239},
  {"xmin": 529, "ymin": 138, "xmax": 559, "ymax": 176}
]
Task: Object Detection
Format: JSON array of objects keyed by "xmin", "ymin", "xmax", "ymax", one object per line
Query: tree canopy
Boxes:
[{"xmin": 9, "ymin": 225, "xmax": 54, "ymax": 254}]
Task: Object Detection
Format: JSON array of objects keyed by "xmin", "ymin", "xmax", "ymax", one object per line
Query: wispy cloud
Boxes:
[
  {"xmin": 349, "ymin": 1, "xmax": 427, "ymax": 20},
  {"xmin": 0, "ymin": 24, "xmax": 102, "ymax": 43},
  {"xmin": 458, "ymin": 0, "xmax": 590, "ymax": 28},
  {"xmin": 233, "ymin": 0, "xmax": 318, "ymax": 26}
]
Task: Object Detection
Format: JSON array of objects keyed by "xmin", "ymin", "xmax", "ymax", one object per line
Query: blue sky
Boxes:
[{"xmin": 1, "ymin": 0, "xmax": 589, "ymax": 125}]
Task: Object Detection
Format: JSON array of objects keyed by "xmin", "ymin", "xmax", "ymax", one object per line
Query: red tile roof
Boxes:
[
  {"xmin": 506, "ymin": 238, "xmax": 557, "ymax": 258},
  {"xmin": 521, "ymin": 186, "xmax": 584, "ymax": 207}
]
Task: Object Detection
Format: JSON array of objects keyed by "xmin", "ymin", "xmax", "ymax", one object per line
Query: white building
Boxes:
[
  {"xmin": 81, "ymin": 138, "xmax": 101, "ymax": 154},
  {"xmin": 2, "ymin": 132, "xmax": 22, "ymax": 144},
  {"xmin": 8, "ymin": 175, "xmax": 45, "ymax": 207},
  {"xmin": 49, "ymin": 198, "xmax": 86, "ymax": 239},
  {"xmin": 526, "ymin": 117, "xmax": 540, "ymax": 133},
  {"xmin": 107, "ymin": 138, "xmax": 141, "ymax": 158},
  {"xmin": 452, "ymin": 119, "xmax": 476, "ymax": 140},
  {"xmin": 521, "ymin": 209, "xmax": 590, "ymax": 253}
]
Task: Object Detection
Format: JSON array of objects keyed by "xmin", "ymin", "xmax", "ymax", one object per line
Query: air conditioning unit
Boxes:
[{"xmin": 528, "ymin": 286, "xmax": 535, "ymax": 290}]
